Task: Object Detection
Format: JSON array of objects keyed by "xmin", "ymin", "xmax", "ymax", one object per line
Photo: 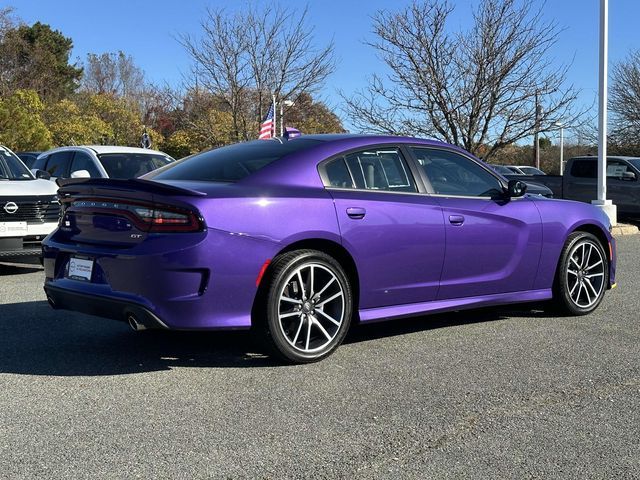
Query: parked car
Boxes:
[
  {"xmin": 15, "ymin": 151, "xmax": 41, "ymax": 169},
  {"xmin": 0, "ymin": 145, "xmax": 59, "ymax": 259},
  {"xmin": 506, "ymin": 165, "xmax": 546, "ymax": 176},
  {"xmin": 502, "ymin": 156, "xmax": 640, "ymax": 215},
  {"xmin": 505, "ymin": 166, "xmax": 525, "ymax": 174},
  {"xmin": 32, "ymin": 146, "xmax": 174, "ymax": 182},
  {"xmin": 489, "ymin": 165, "xmax": 553, "ymax": 197},
  {"xmin": 42, "ymin": 135, "xmax": 616, "ymax": 363}
]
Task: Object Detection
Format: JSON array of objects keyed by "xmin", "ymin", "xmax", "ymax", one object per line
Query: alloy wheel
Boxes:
[
  {"xmin": 566, "ymin": 239, "xmax": 606, "ymax": 309},
  {"xmin": 277, "ymin": 263, "xmax": 345, "ymax": 354}
]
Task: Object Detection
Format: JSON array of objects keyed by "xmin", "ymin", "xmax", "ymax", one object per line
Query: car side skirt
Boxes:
[{"xmin": 359, "ymin": 289, "xmax": 553, "ymax": 323}]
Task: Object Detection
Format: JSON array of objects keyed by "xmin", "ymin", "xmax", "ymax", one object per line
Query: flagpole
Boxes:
[{"xmin": 272, "ymin": 94, "xmax": 277, "ymax": 138}]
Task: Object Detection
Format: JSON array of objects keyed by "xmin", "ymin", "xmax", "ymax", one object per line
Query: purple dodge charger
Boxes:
[{"xmin": 42, "ymin": 135, "xmax": 616, "ymax": 363}]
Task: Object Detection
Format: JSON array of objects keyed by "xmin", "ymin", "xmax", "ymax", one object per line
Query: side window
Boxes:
[
  {"xmin": 606, "ymin": 160, "xmax": 636, "ymax": 180},
  {"xmin": 570, "ymin": 159, "xmax": 597, "ymax": 178},
  {"xmin": 330, "ymin": 147, "xmax": 417, "ymax": 193},
  {"xmin": 411, "ymin": 147, "xmax": 502, "ymax": 197},
  {"xmin": 324, "ymin": 157, "xmax": 354, "ymax": 188},
  {"xmin": 45, "ymin": 151, "xmax": 73, "ymax": 178},
  {"xmin": 70, "ymin": 152, "xmax": 101, "ymax": 177}
]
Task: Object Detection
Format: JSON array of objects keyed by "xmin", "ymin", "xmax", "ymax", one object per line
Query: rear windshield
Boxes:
[
  {"xmin": 147, "ymin": 138, "xmax": 324, "ymax": 182},
  {"xmin": 98, "ymin": 153, "xmax": 173, "ymax": 179},
  {"xmin": 0, "ymin": 147, "xmax": 34, "ymax": 181}
]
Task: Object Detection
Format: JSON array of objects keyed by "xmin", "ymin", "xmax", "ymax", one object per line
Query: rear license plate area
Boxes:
[{"xmin": 66, "ymin": 256, "xmax": 94, "ymax": 282}]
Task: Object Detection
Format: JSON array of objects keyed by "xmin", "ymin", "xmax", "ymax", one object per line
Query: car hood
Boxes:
[
  {"xmin": 0, "ymin": 179, "xmax": 58, "ymax": 196},
  {"xmin": 523, "ymin": 181, "xmax": 552, "ymax": 195}
]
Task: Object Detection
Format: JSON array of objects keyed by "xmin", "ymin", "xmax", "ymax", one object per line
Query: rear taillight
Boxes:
[
  {"xmin": 67, "ymin": 198, "xmax": 204, "ymax": 233},
  {"xmin": 131, "ymin": 206, "xmax": 202, "ymax": 232}
]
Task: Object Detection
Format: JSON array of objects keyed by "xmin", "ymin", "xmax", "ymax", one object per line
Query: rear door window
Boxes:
[{"xmin": 324, "ymin": 147, "xmax": 417, "ymax": 193}]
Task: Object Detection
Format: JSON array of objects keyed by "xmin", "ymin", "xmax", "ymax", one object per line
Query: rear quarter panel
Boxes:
[{"xmin": 174, "ymin": 186, "xmax": 343, "ymax": 327}]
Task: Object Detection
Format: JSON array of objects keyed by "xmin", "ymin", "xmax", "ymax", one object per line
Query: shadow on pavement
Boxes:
[{"xmin": 0, "ymin": 300, "xmax": 549, "ymax": 377}]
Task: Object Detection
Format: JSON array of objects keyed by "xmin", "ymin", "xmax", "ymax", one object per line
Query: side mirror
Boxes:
[
  {"xmin": 622, "ymin": 171, "xmax": 637, "ymax": 181},
  {"xmin": 70, "ymin": 169, "xmax": 91, "ymax": 179},
  {"xmin": 33, "ymin": 169, "xmax": 51, "ymax": 180},
  {"xmin": 507, "ymin": 179, "xmax": 527, "ymax": 198}
]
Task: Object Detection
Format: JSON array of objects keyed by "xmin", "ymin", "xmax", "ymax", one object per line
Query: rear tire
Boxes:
[
  {"xmin": 551, "ymin": 232, "xmax": 609, "ymax": 315},
  {"xmin": 259, "ymin": 249, "xmax": 353, "ymax": 363}
]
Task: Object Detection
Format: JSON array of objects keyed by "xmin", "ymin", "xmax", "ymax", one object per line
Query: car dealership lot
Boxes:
[{"xmin": 1, "ymin": 237, "xmax": 639, "ymax": 479}]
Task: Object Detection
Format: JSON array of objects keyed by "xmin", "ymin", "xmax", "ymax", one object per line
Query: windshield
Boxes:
[
  {"xmin": 627, "ymin": 159, "xmax": 640, "ymax": 172},
  {"xmin": 146, "ymin": 138, "xmax": 324, "ymax": 182},
  {"xmin": 0, "ymin": 146, "xmax": 34, "ymax": 181},
  {"xmin": 97, "ymin": 153, "xmax": 174, "ymax": 179}
]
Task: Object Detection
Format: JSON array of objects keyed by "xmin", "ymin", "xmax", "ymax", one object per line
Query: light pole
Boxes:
[
  {"xmin": 593, "ymin": 0, "xmax": 617, "ymax": 225},
  {"xmin": 554, "ymin": 122, "xmax": 564, "ymax": 175},
  {"xmin": 280, "ymin": 99, "xmax": 295, "ymax": 137}
]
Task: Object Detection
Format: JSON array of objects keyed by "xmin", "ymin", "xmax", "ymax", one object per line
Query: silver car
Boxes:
[{"xmin": 32, "ymin": 146, "xmax": 174, "ymax": 182}]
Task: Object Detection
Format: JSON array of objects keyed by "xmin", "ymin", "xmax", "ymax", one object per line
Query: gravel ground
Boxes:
[{"xmin": 0, "ymin": 237, "xmax": 638, "ymax": 479}]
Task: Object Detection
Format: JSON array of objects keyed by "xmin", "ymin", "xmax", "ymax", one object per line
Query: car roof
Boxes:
[
  {"xmin": 570, "ymin": 155, "xmax": 640, "ymax": 161},
  {"xmin": 239, "ymin": 134, "xmax": 475, "ymax": 188},
  {"xmin": 37, "ymin": 145, "xmax": 170, "ymax": 158}
]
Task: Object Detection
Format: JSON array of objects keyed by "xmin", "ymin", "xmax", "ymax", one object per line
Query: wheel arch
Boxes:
[
  {"xmin": 251, "ymin": 238, "xmax": 361, "ymax": 327},
  {"xmin": 570, "ymin": 223, "xmax": 611, "ymax": 261}
]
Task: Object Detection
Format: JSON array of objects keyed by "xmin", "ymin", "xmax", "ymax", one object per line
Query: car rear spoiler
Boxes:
[{"xmin": 56, "ymin": 177, "xmax": 207, "ymax": 198}]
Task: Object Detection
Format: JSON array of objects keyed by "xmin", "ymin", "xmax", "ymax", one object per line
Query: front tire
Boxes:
[
  {"xmin": 260, "ymin": 249, "xmax": 353, "ymax": 363},
  {"xmin": 552, "ymin": 232, "xmax": 609, "ymax": 315}
]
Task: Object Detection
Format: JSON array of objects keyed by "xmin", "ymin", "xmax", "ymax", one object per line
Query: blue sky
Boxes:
[{"xmin": 8, "ymin": 0, "xmax": 640, "ymax": 133}]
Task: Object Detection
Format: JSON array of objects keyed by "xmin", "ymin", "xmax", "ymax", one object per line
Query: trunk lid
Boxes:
[{"xmin": 56, "ymin": 178, "xmax": 206, "ymax": 247}]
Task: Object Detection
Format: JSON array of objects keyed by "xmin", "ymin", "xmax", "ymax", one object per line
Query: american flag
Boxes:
[{"xmin": 259, "ymin": 104, "xmax": 275, "ymax": 140}]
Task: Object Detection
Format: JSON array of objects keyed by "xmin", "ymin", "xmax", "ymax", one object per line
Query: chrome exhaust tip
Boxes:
[
  {"xmin": 46, "ymin": 295, "xmax": 56, "ymax": 308},
  {"xmin": 127, "ymin": 314, "xmax": 147, "ymax": 331}
]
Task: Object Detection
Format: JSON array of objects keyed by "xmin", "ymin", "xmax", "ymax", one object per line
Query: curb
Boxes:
[{"xmin": 612, "ymin": 223, "xmax": 639, "ymax": 237}]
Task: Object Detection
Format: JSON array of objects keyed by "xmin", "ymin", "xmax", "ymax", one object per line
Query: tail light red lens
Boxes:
[
  {"xmin": 132, "ymin": 206, "xmax": 203, "ymax": 232},
  {"xmin": 68, "ymin": 199, "xmax": 204, "ymax": 233}
]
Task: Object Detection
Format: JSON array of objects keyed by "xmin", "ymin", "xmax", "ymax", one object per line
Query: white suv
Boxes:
[
  {"xmin": 0, "ymin": 145, "xmax": 59, "ymax": 259},
  {"xmin": 32, "ymin": 146, "xmax": 174, "ymax": 181}
]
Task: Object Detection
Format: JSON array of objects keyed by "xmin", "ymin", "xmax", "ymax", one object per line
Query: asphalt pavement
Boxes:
[{"xmin": 0, "ymin": 237, "xmax": 639, "ymax": 479}]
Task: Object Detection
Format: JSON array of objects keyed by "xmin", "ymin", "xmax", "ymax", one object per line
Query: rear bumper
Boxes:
[
  {"xmin": 44, "ymin": 285, "xmax": 168, "ymax": 329},
  {"xmin": 42, "ymin": 228, "xmax": 278, "ymax": 330}
]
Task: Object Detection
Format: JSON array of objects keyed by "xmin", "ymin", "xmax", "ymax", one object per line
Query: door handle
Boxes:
[
  {"xmin": 449, "ymin": 214, "xmax": 465, "ymax": 226},
  {"xmin": 346, "ymin": 207, "xmax": 366, "ymax": 219}
]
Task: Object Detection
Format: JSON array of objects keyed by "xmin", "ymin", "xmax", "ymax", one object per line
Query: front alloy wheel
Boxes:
[
  {"xmin": 554, "ymin": 232, "xmax": 609, "ymax": 315},
  {"xmin": 262, "ymin": 250, "xmax": 352, "ymax": 363}
]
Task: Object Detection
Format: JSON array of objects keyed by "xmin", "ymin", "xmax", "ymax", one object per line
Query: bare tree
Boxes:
[
  {"xmin": 342, "ymin": 0, "xmax": 584, "ymax": 159},
  {"xmin": 609, "ymin": 49, "xmax": 640, "ymax": 150},
  {"xmin": 0, "ymin": 7, "xmax": 18, "ymax": 96},
  {"xmin": 179, "ymin": 4, "xmax": 335, "ymax": 141},
  {"xmin": 82, "ymin": 51, "xmax": 145, "ymax": 99}
]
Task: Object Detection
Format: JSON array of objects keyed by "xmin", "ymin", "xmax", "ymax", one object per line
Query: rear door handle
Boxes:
[
  {"xmin": 449, "ymin": 215, "xmax": 465, "ymax": 226},
  {"xmin": 346, "ymin": 207, "xmax": 366, "ymax": 219}
]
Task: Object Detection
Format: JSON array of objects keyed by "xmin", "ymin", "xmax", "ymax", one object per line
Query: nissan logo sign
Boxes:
[{"xmin": 3, "ymin": 202, "xmax": 18, "ymax": 214}]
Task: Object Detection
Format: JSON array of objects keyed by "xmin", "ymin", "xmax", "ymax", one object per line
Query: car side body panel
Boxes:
[{"xmin": 434, "ymin": 195, "xmax": 543, "ymax": 299}]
